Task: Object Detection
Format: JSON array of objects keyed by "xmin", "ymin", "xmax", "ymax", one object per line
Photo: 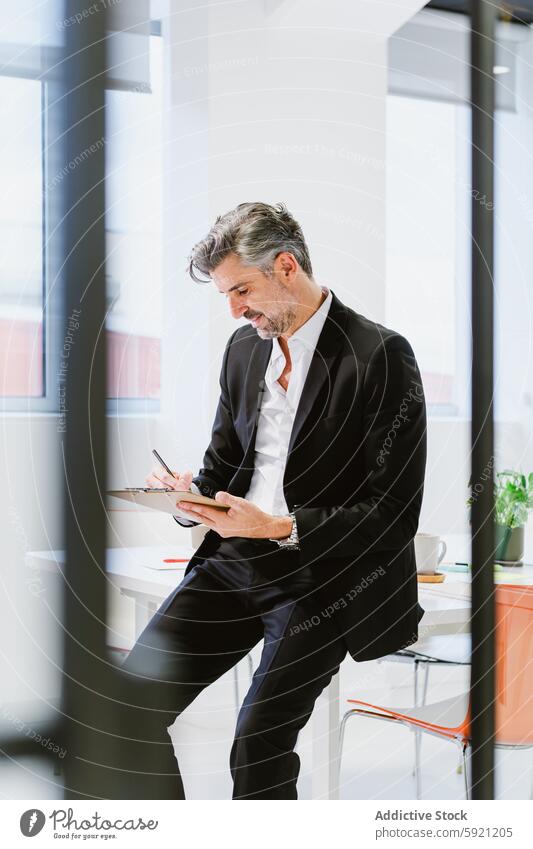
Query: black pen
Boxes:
[{"xmin": 152, "ymin": 449, "xmax": 176, "ymax": 482}]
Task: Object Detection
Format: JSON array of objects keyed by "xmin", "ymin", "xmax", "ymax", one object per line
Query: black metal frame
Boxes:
[
  {"xmin": 59, "ymin": 0, "xmax": 177, "ymax": 800},
  {"xmin": 470, "ymin": 0, "xmax": 496, "ymax": 800},
  {"xmin": 60, "ymin": 0, "xmax": 111, "ymax": 800}
]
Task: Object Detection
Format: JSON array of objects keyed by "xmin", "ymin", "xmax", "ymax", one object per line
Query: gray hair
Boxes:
[{"xmin": 188, "ymin": 201, "xmax": 313, "ymax": 283}]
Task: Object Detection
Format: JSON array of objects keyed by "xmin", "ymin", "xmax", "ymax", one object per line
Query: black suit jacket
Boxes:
[{"xmin": 181, "ymin": 291, "xmax": 427, "ymax": 662}]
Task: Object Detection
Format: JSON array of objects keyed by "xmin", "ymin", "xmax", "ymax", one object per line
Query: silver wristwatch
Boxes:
[{"xmin": 269, "ymin": 512, "xmax": 300, "ymax": 550}]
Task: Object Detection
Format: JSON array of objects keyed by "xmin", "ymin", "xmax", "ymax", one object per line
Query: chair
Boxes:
[
  {"xmin": 380, "ymin": 633, "xmax": 471, "ymax": 791},
  {"xmin": 338, "ymin": 585, "xmax": 533, "ymax": 799},
  {"xmin": 385, "ymin": 633, "xmax": 471, "ymax": 710}
]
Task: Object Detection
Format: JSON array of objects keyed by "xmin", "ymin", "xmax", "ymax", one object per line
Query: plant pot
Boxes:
[{"xmin": 494, "ymin": 524, "xmax": 524, "ymax": 564}]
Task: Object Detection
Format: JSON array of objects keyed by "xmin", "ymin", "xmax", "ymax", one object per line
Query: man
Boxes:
[{"xmin": 121, "ymin": 201, "xmax": 427, "ymax": 800}]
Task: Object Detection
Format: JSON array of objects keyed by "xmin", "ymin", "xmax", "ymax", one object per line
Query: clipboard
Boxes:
[{"xmin": 107, "ymin": 488, "xmax": 230, "ymax": 517}]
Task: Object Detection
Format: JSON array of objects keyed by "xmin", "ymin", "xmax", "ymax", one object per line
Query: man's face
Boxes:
[{"xmin": 211, "ymin": 253, "xmax": 297, "ymax": 339}]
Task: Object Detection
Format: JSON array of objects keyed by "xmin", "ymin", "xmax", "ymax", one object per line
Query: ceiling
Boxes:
[{"xmin": 427, "ymin": 1, "xmax": 533, "ymax": 24}]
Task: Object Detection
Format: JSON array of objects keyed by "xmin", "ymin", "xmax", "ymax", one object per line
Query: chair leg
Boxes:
[
  {"xmin": 422, "ymin": 662, "xmax": 430, "ymax": 705},
  {"xmin": 412, "ymin": 659, "xmax": 429, "ymax": 788},
  {"xmin": 419, "ymin": 662, "xmax": 465, "ymax": 781},
  {"xmin": 412, "ymin": 660, "xmax": 419, "ymax": 777},
  {"xmin": 462, "ymin": 743, "xmax": 470, "ymax": 800},
  {"xmin": 414, "ymin": 727, "xmax": 422, "ymax": 799},
  {"xmin": 413, "ymin": 660, "xmax": 430, "ymax": 793},
  {"xmin": 337, "ymin": 710, "xmax": 358, "ymax": 789}
]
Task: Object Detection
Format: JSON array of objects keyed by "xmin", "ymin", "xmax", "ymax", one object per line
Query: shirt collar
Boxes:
[
  {"xmin": 270, "ymin": 286, "xmax": 332, "ymax": 365},
  {"xmin": 287, "ymin": 287, "xmax": 332, "ymax": 353},
  {"xmin": 266, "ymin": 288, "xmax": 332, "ymax": 390}
]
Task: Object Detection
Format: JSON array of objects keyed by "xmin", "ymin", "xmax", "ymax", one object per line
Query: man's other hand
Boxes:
[{"xmin": 175, "ymin": 491, "xmax": 292, "ymax": 540}]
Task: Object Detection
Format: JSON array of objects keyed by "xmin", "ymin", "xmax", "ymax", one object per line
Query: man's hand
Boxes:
[
  {"xmin": 176, "ymin": 491, "xmax": 293, "ymax": 540},
  {"xmin": 145, "ymin": 467, "xmax": 193, "ymax": 491}
]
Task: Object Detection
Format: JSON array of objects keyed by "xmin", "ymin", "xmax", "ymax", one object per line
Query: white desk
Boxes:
[
  {"xmin": 27, "ymin": 546, "xmax": 193, "ymax": 640},
  {"xmin": 27, "ymin": 538, "xmax": 533, "ymax": 800}
]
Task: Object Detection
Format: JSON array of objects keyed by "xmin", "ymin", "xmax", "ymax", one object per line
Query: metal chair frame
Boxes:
[
  {"xmin": 381, "ymin": 644, "xmax": 471, "ymax": 780},
  {"xmin": 338, "ymin": 705, "xmax": 533, "ymax": 799}
]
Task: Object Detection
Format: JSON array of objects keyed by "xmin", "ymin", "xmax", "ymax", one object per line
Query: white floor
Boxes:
[{"xmin": 1, "ymin": 649, "xmax": 532, "ymax": 800}]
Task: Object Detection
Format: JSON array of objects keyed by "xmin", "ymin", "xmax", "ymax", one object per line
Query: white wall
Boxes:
[
  {"xmin": 205, "ymin": 0, "xmax": 409, "ymax": 381},
  {"xmin": 154, "ymin": 0, "xmax": 425, "ymax": 442}
]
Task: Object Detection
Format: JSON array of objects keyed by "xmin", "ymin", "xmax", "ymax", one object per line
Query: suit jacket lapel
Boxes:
[
  {"xmin": 287, "ymin": 292, "xmax": 348, "ymax": 456},
  {"xmin": 226, "ymin": 333, "xmax": 271, "ymax": 497},
  {"xmin": 235, "ymin": 291, "xmax": 348, "ymax": 466},
  {"xmin": 243, "ymin": 332, "xmax": 272, "ymax": 443}
]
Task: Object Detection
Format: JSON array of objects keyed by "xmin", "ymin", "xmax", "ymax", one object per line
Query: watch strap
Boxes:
[{"xmin": 269, "ymin": 512, "xmax": 300, "ymax": 549}]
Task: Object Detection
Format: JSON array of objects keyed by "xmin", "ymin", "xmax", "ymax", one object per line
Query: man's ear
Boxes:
[{"xmin": 275, "ymin": 251, "xmax": 298, "ymax": 281}]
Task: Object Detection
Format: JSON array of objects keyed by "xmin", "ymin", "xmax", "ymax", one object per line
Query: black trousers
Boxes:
[{"xmin": 119, "ymin": 537, "xmax": 347, "ymax": 800}]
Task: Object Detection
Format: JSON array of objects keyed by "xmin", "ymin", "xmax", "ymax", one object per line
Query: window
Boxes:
[
  {"xmin": 105, "ymin": 34, "xmax": 163, "ymax": 404},
  {"xmin": 0, "ymin": 31, "xmax": 163, "ymax": 411},
  {"xmin": 386, "ymin": 9, "xmax": 525, "ymax": 419},
  {"xmin": 386, "ymin": 95, "xmax": 471, "ymax": 415},
  {"xmin": 0, "ymin": 77, "xmax": 43, "ymax": 399}
]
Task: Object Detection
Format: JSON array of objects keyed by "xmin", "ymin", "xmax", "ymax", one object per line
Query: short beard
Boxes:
[{"xmin": 256, "ymin": 305, "xmax": 297, "ymax": 339}]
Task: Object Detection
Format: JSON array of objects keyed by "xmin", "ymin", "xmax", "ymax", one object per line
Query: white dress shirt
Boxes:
[{"xmin": 243, "ymin": 287, "xmax": 332, "ymax": 516}]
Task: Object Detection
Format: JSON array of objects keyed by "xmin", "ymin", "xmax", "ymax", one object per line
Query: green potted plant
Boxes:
[{"xmin": 493, "ymin": 470, "xmax": 533, "ymax": 564}]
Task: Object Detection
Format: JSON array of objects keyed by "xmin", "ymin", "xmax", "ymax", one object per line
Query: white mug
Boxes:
[{"xmin": 414, "ymin": 533, "xmax": 447, "ymax": 574}]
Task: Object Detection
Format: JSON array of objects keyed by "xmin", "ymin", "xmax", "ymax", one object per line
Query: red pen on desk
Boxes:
[{"xmin": 163, "ymin": 558, "xmax": 189, "ymax": 563}]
